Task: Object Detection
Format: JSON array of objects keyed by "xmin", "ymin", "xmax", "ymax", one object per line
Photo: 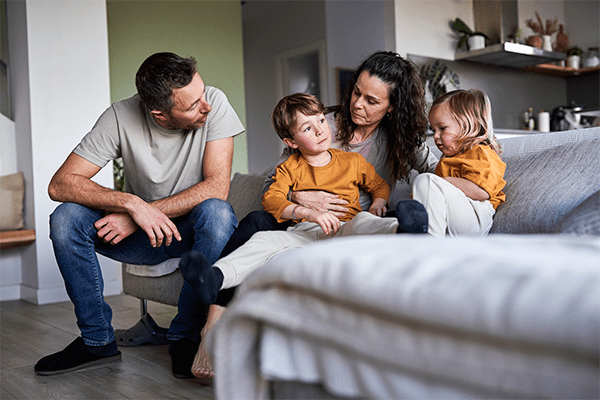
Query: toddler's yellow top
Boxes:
[{"xmin": 435, "ymin": 144, "xmax": 507, "ymax": 209}]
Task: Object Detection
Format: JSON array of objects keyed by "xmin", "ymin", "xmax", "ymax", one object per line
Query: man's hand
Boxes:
[
  {"xmin": 291, "ymin": 190, "xmax": 348, "ymax": 218},
  {"xmin": 95, "ymin": 202, "xmax": 182, "ymax": 247},
  {"xmin": 95, "ymin": 213, "xmax": 139, "ymax": 245},
  {"xmin": 128, "ymin": 202, "xmax": 182, "ymax": 247}
]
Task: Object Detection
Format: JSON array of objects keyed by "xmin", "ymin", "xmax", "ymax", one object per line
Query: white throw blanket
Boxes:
[{"xmin": 206, "ymin": 234, "xmax": 600, "ymax": 400}]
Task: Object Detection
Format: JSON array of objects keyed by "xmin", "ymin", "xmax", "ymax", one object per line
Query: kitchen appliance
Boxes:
[{"xmin": 550, "ymin": 104, "xmax": 594, "ymax": 131}]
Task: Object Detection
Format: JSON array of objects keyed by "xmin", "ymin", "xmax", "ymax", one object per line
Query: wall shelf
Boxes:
[
  {"xmin": 521, "ymin": 64, "xmax": 600, "ymax": 78},
  {"xmin": 454, "ymin": 42, "xmax": 566, "ymax": 68}
]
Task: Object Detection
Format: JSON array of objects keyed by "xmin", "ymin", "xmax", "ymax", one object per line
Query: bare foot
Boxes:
[
  {"xmin": 192, "ymin": 304, "xmax": 226, "ymax": 381},
  {"xmin": 192, "ymin": 342, "xmax": 214, "ymax": 379}
]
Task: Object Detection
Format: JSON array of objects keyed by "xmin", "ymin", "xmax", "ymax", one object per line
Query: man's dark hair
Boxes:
[{"xmin": 135, "ymin": 52, "xmax": 197, "ymax": 112}]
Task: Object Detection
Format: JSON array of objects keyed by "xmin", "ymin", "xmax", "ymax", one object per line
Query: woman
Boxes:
[
  {"xmin": 192, "ymin": 50, "xmax": 438, "ymax": 379},
  {"xmin": 242, "ymin": 50, "xmax": 437, "ymax": 235}
]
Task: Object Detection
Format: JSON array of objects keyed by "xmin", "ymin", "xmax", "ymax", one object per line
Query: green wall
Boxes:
[{"xmin": 106, "ymin": 0, "xmax": 247, "ymax": 174}]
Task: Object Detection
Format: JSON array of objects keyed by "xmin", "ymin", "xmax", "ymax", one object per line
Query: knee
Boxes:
[
  {"xmin": 192, "ymin": 198, "xmax": 237, "ymax": 234},
  {"xmin": 242, "ymin": 210, "xmax": 277, "ymax": 231},
  {"xmin": 49, "ymin": 203, "xmax": 96, "ymax": 244},
  {"xmin": 413, "ymin": 173, "xmax": 433, "ymax": 191},
  {"xmin": 196, "ymin": 198, "xmax": 236, "ymax": 222}
]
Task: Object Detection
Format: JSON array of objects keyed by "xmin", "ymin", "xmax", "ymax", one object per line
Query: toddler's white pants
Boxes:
[{"xmin": 412, "ymin": 173, "xmax": 495, "ymax": 238}]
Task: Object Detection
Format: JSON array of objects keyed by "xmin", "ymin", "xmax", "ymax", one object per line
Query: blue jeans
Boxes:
[{"xmin": 49, "ymin": 199, "xmax": 237, "ymax": 346}]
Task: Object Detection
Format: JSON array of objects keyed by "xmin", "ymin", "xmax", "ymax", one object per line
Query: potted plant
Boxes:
[
  {"xmin": 566, "ymin": 45, "xmax": 584, "ymax": 69},
  {"xmin": 453, "ymin": 18, "xmax": 488, "ymax": 51},
  {"xmin": 525, "ymin": 11, "xmax": 558, "ymax": 51}
]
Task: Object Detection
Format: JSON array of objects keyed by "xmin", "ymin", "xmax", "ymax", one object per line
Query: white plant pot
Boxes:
[
  {"xmin": 467, "ymin": 35, "xmax": 485, "ymax": 51},
  {"xmin": 567, "ymin": 55, "xmax": 581, "ymax": 69}
]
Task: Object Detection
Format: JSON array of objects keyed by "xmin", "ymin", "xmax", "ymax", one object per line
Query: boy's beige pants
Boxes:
[{"xmin": 215, "ymin": 211, "xmax": 398, "ymax": 289}]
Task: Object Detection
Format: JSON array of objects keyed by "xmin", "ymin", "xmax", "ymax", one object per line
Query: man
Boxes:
[{"xmin": 35, "ymin": 52, "xmax": 243, "ymax": 379}]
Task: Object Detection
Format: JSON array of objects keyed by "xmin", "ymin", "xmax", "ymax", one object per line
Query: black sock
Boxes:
[
  {"xmin": 179, "ymin": 250, "xmax": 223, "ymax": 304},
  {"xmin": 395, "ymin": 200, "xmax": 428, "ymax": 234}
]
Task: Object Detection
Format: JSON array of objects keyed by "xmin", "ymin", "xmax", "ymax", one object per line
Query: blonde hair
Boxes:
[{"xmin": 431, "ymin": 89, "xmax": 502, "ymax": 156}]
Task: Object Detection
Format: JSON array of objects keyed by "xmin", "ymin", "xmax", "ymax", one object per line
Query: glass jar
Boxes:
[{"xmin": 583, "ymin": 47, "xmax": 599, "ymax": 68}]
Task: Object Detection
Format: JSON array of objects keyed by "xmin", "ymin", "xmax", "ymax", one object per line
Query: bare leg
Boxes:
[{"xmin": 192, "ymin": 304, "xmax": 226, "ymax": 380}]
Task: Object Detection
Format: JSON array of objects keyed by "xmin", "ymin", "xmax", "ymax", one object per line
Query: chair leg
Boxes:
[
  {"xmin": 140, "ymin": 298, "xmax": 148, "ymax": 318},
  {"xmin": 115, "ymin": 299, "xmax": 169, "ymax": 346}
]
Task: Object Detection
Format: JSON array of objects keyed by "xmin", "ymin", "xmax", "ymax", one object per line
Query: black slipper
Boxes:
[
  {"xmin": 34, "ymin": 337, "xmax": 121, "ymax": 376},
  {"xmin": 169, "ymin": 338, "xmax": 199, "ymax": 379},
  {"xmin": 115, "ymin": 313, "xmax": 169, "ymax": 347}
]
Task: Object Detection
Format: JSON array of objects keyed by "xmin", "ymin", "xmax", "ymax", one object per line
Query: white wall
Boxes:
[
  {"xmin": 395, "ymin": 0, "xmax": 473, "ymax": 60},
  {"xmin": 562, "ymin": 0, "xmax": 599, "ymax": 53},
  {"xmin": 243, "ymin": 0, "xmax": 394, "ymax": 174},
  {"xmin": 3, "ymin": 0, "xmax": 120, "ymax": 303},
  {"xmin": 519, "ymin": 0, "xmax": 566, "ymax": 41},
  {"xmin": 325, "ymin": 0, "xmax": 395, "ymax": 106},
  {"xmin": 243, "ymin": 0, "xmax": 327, "ymax": 174},
  {"xmin": 393, "ymin": 0, "xmax": 598, "ymax": 129},
  {"xmin": 0, "ymin": 113, "xmax": 21, "ymax": 300}
]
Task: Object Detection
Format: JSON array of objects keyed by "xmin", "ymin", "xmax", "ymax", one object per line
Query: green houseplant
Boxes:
[
  {"xmin": 566, "ymin": 45, "xmax": 583, "ymax": 69},
  {"xmin": 566, "ymin": 45, "xmax": 584, "ymax": 57},
  {"xmin": 453, "ymin": 18, "xmax": 489, "ymax": 51}
]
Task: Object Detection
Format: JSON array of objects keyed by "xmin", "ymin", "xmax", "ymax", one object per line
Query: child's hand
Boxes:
[
  {"xmin": 443, "ymin": 177, "xmax": 490, "ymax": 201},
  {"xmin": 306, "ymin": 209, "xmax": 341, "ymax": 235},
  {"xmin": 368, "ymin": 198, "xmax": 388, "ymax": 217}
]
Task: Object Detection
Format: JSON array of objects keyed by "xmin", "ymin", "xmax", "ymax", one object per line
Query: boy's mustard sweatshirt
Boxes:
[{"xmin": 262, "ymin": 148, "xmax": 390, "ymax": 223}]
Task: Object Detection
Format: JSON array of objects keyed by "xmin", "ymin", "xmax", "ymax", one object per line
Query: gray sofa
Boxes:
[
  {"xmin": 121, "ymin": 127, "xmax": 600, "ymax": 348},
  {"xmin": 205, "ymin": 127, "xmax": 600, "ymax": 399}
]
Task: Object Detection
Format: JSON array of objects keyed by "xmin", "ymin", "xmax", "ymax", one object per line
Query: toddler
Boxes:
[
  {"xmin": 412, "ymin": 89, "xmax": 506, "ymax": 237},
  {"xmin": 179, "ymin": 92, "xmax": 428, "ymax": 305}
]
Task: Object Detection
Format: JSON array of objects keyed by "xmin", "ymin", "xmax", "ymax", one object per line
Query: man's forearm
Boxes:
[
  {"xmin": 49, "ymin": 171, "xmax": 142, "ymax": 213},
  {"xmin": 151, "ymin": 175, "xmax": 230, "ymax": 218}
]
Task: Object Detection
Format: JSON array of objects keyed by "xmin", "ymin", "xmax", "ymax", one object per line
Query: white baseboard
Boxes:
[
  {"xmin": 18, "ymin": 280, "xmax": 123, "ymax": 305},
  {"xmin": 0, "ymin": 285, "xmax": 21, "ymax": 302}
]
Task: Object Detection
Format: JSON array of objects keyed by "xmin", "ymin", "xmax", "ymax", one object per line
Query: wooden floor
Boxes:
[{"xmin": 0, "ymin": 294, "xmax": 216, "ymax": 400}]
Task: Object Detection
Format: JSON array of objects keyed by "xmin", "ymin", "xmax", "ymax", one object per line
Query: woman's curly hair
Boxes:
[{"xmin": 326, "ymin": 51, "xmax": 428, "ymax": 182}]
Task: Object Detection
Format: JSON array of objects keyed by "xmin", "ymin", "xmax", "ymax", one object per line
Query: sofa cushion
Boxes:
[
  {"xmin": 227, "ymin": 173, "xmax": 266, "ymax": 220},
  {"xmin": 491, "ymin": 139, "xmax": 600, "ymax": 234},
  {"xmin": 0, "ymin": 172, "xmax": 25, "ymax": 231},
  {"xmin": 555, "ymin": 190, "xmax": 600, "ymax": 235}
]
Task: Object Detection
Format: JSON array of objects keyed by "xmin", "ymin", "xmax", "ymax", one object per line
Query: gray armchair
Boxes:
[{"xmin": 116, "ymin": 173, "xmax": 266, "ymax": 346}]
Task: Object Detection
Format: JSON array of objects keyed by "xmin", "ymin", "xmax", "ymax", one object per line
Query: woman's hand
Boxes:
[
  {"xmin": 291, "ymin": 190, "xmax": 349, "ymax": 218},
  {"xmin": 368, "ymin": 198, "xmax": 388, "ymax": 217}
]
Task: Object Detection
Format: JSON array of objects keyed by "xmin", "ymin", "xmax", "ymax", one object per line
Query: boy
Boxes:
[{"xmin": 180, "ymin": 93, "xmax": 427, "ymax": 304}]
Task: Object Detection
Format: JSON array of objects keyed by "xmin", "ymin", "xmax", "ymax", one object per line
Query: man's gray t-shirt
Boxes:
[{"xmin": 74, "ymin": 86, "xmax": 244, "ymax": 203}]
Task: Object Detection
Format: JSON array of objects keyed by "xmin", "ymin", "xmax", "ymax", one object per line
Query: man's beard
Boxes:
[{"xmin": 165, "ymin": 113, "xmax": 207, "ymax": 130}]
